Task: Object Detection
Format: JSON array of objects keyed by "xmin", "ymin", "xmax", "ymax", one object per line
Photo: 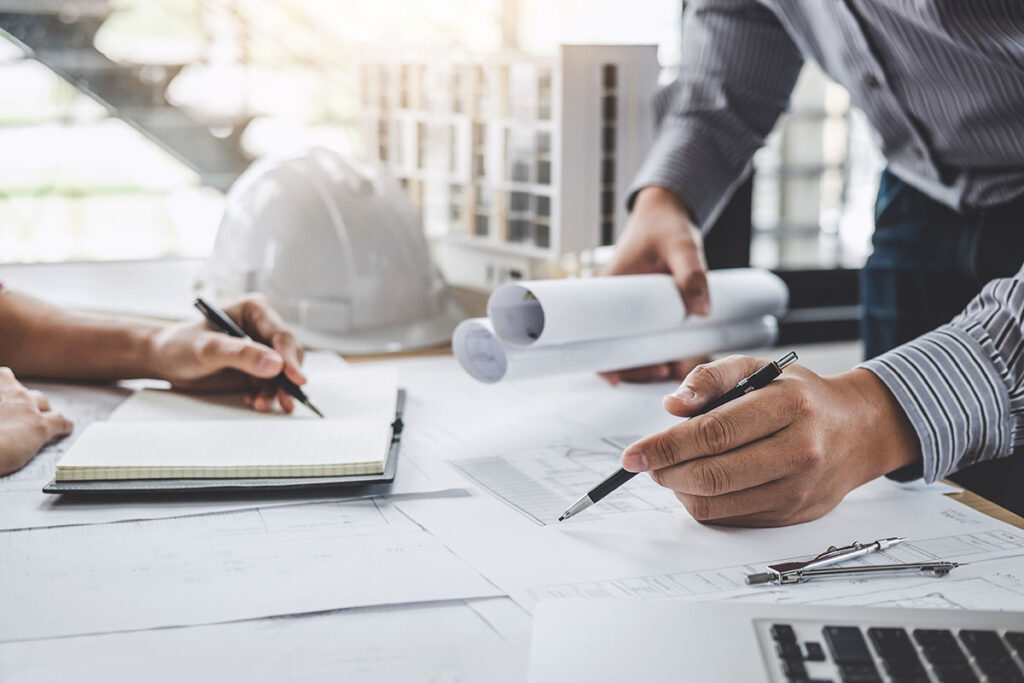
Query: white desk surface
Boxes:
[{"xmin": 2, "ymin": 260, "xmax": 1023, "ymax": 683}]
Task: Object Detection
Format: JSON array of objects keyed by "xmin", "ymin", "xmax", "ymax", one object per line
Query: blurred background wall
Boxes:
[{"xmin": 0, "ymin": 0, "xmax": 884, "ymax": 340}]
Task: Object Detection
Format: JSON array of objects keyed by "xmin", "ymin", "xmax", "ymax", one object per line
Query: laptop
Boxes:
[{"xmin": 528, "ymin": 600, "xmax": 1024, "ymax": 683}]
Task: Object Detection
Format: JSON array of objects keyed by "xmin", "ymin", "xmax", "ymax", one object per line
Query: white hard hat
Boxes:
[{"xmin": 201, "ymin": 147, "xmax": 466, "ymax": 354}]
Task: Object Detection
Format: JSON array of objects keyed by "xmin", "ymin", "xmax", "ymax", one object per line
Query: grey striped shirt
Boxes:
[
  {"xmin": 630, "ymin": 0, "xmax": 1024, "ymax": 480},
  {"xmin": 630, "ymin": 0, "xmax": 1024, "ymax": 225},
  {"xmin": 860, "ymin": 264, "xmax": 1024, "ymax": 482}
]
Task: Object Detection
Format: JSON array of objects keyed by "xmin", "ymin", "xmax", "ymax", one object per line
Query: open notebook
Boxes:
[{"xmin": 52, "ymin": 367, "xmax": 400, "ymax": 483}]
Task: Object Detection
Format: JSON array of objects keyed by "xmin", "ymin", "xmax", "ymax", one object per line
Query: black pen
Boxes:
[
  {"xmin": 193, "ymin": 297, "xmax": 324, "ymax": 418},
  {"xmin": 558, "ymin": 351, "xmax": 798, "ymax": 521}
]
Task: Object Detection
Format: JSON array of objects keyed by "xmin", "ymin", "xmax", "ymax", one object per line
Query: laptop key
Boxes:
[
  {"xmin": 781, "ymin": 656, "xmax": 807, "ymax": 681},
  {"xmin": 936, "ymin": 666, "xmax": 980, "ymax": 683},
  {"xmin": 803, "ymin": 641, "xmax": 826, "ymax": 662},
  {"xmin": 772, "ymin": 623, "xmax": 798, "ymax": 643},
  {"xmin": 914, "ymin": 629, "xmax": 980, "ymax": 683},
  {"xmin": 914, "ymin": 629, "xmax": 969, "ymax": 663},
  {"xmin": 933, "ymin": 663, "xmax": 981, "ymax": 683},
  {"xmin": 868, "ymin": 627, "xmax": 918, "ymax": 660},
  {"xmin": 959, "ymin": 629, "xmax": 1024, "ymax": 683},
  {"xmin": 824, "ymin": 626, "xmax": 874, "ymax": 664},
  {"xmin": 1006, "ymin": 631, "xmax": 1024, "ymax": 660},
  {"xmin": 960, "ymin": 629, "xmax": 1010, "ymax": 659},
  {"xmin": 868, "ymin": 628, "xmax": 927, "ymax": 680},
  {"xmin": 777, "ymin": 640, "xmax": 803, "ymax": 660},
  {"xmin": 819, "ymin": 627, "xmax": 883, "ymax": 683},
  {"xmin": 837, "ymin": 662, "xmax": 882, "ymax": 683},
  {"xmin": 883, "ymin": 660, "xmax": 929, "ymax": 680}
]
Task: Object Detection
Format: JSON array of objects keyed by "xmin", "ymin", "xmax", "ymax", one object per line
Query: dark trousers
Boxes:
[{"xmin": 861, "ymin": 169, "xmax": 1024, "ymax": 515}]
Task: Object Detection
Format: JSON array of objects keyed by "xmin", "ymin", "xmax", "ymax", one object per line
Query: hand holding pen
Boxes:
[
  {"xmin": 562, "ymin": 351, "xmax": 921, "ymax": 526},
  {"xmin": 192, "ymin": 298, "xmax": 323, "ymax": 417},
  {"xmin": 561, "ymin": 352, "xmax": 797, "ymax": 521},
  {"xmin": 146, "ymin": 295, "xmax": 318, "ymax": 415}
]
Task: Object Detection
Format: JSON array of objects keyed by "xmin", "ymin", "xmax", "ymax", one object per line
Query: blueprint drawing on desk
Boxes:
[
  {"xmin": 448, "ymin": 435, "xmax": 674, "ymax": 525},
  {"xmin": 0, "ymin": 499, "xmax": 500, "ymax": 641},
  {"xmin": 519, "ymin": 528, "xmax": 1024, "ymax": 611},
  {"xmin": 0, "ymin": 599, "xmax": 527, "ymax": 683}
]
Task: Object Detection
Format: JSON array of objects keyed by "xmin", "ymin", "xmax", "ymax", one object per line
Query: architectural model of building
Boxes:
[{"xmin": 358, "ymin": 44, "xmax": 659, "ymax": 289}]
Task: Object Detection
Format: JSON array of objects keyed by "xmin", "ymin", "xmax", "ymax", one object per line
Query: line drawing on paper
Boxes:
[
  {"xmin": 520, "ymin": 530, "xmax": 1024, "ymax": 610},
  {"xmin": 449, "ymin": 436, "xmax": 679, "ymax": 525}
]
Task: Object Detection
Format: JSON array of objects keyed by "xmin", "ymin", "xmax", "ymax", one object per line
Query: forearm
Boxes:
[
  {"xmin": 0, "ymin": 290, "xmax": 162, "ymax": 380},
  {"xmin": 860, "ymin": 264, "xmax": 1024, "ymax": 481},
  {"xmin": 627, "ymin": 0, "xmax": 803, "ymax": 226}
]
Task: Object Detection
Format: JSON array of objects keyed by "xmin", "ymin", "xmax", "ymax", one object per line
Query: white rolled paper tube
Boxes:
[
  {"xmin": 486, "ymin": 268, "xmax": 787, "ymax": 347},
  {"xmin": 453, "ymin": 316, "xmax": 778, "ymax": 384},
  {"xmin": 487, "ymin": 274, "xmax": 684, "ymax": 347},
  {"xmin": 690, "ymin": 268, "xmax": 789, "ymax": 327}
]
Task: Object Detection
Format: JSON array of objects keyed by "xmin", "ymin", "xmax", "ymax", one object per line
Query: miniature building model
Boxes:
[{"xmin": 358, "ymin": 45, "xmax": 659, "ymax": 289}]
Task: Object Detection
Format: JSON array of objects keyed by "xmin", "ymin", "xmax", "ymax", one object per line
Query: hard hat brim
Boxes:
[{"xmin": 291, "ymin": 297, "xmax": 466, "ymax": 356}]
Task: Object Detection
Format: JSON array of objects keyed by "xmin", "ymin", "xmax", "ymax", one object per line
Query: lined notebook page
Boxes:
[
  {"xmin": 109, "ymin": 367, "xmax": 399, "ymax": 424},
  {"xmin": 56, "ymin": 419, "xmax": 392, "ymax": 481}
]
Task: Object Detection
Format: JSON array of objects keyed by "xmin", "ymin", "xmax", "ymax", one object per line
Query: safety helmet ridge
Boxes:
[{"xmin": 201, "ymin": 147, "xmax": 466, "ymax": 354}]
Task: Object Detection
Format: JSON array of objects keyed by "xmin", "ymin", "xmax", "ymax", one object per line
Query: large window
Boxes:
[
  {"xmin": 750, "ymin": 63, "xmax": 884, "ymax": 271},
  {"xmin": 0, "ymin": 0, "xmax": 882, "ymax": 278},
  {"xmin": 0, "ymin": 41, "xmax": 221, "ymax": 261},
  {"xmin": 0, "ymin": 0, "xmax": 500, "ymax": 263}
]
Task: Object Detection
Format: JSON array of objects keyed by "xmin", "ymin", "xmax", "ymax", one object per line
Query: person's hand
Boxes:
[
  {"xmin": 145, "ymin": 294, "xmax": 306, "ymax": 413},
  {"xmin": 600, "ymin": 358, "xmax": 707, "ymax": 386},
  {"xmin": 602, "ymin": 186, "xmax": 710, "ymax": 384},
  {"xmin": 0, "ymin": 367, "xmax": 73, "ymax": 476},
  {"xmin": 620, "ymin": 355, "xmax": 921, "ymax": 527}
]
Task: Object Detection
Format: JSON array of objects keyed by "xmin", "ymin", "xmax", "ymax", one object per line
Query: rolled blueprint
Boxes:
[
  {"xmin": 487, "ymin": 268, "xmax": 788, "ymax": 347},
  {"xmin": 453, "ymin": 316, "xmax": 778, "ymax": 384}
]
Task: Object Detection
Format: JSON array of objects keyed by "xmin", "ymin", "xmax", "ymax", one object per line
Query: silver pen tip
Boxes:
[
  {"xmin": 558, "ymin": 495, "xmax": 593, "ymax": 522},
  {"xmin": 775, "ymin": 351, "xmax": 798, "ymax": 369}
]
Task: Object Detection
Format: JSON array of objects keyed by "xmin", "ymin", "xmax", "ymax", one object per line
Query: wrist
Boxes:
[
  {"xmin": 835, "ymin": 368, "xmax": 922, "ymax": 478},
  {"xmin": 131, "ymin": 321, "xmax": 169, "ymax": 380},
  {"xmin": 635, "ymin": 185, "xmax": 695, "ymax": 224}
]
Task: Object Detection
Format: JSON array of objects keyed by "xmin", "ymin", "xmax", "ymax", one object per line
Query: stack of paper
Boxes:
[
  {"xmin": 6, "ymin": 352, "xmax": 1024, "ymax": 683},
  {"xmin": 453, "ymin": 269, "xmax": 788, "ymax": 382}
]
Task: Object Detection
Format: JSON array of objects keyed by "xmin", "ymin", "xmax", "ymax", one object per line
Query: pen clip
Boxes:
[{"xmin": 812, "ymin": 542, "xmax": 863, "ymax": 562}]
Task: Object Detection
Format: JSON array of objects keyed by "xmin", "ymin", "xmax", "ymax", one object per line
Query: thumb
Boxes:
[
  {"xmin": 198, "ymin": 334, "xmax": 284, "ymax": 379},
  {"xmin": 662, "ymin": 355, "xmax": 766, "ymax": 417},
  {"xmin": 44, "ymin": 411, "xmax": 74, "ymax": 440}
]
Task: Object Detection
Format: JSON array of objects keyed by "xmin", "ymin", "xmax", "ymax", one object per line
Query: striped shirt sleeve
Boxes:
[
  {"xmin": 627, "ymin": 0, "xmax": 804, "ymax": 226},
  {"xmin": 860, "ymin": 265, "xmax": 1024, "ymax": 482}
]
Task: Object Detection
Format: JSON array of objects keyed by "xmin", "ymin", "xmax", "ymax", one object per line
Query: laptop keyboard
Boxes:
[{"xmin": 760, "ymin": 619, "xmax": 1024, "ymax": 683}]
